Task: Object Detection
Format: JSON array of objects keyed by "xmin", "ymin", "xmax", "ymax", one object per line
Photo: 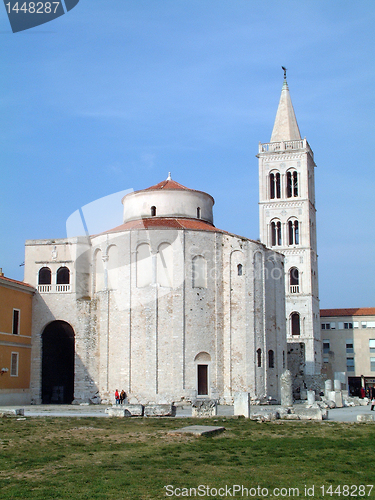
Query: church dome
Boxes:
[{"xmin": 122, "ymin": 173, "xmax": 215, "ymax": 225}]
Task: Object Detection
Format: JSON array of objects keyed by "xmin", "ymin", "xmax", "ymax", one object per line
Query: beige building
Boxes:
[
  {"xmin": 258, "ymin": 75, "xmax": 321, "ymax": 389},
  {"xmin": 24, "ymin": 176, "xmax": 287, "ymax": 405},
  {"xmin": 320, "ymin": 308, "xmax": 375, "ymax": 396},
  {"xmin": 0, "ymin": 270, "xmax": 35, "ymax": 404}
]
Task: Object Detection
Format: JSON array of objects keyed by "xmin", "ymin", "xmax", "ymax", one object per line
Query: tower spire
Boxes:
[{"xmin": 270, "ymin": 71, "xmax": 301, "ymax": 143}]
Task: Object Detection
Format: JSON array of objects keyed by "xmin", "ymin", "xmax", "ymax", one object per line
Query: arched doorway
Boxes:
[{"xmin": 42, "ymin": 321, "xmax": 75, "ymax": 404}]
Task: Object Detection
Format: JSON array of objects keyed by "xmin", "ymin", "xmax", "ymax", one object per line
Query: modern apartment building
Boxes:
[{"xmin": 320, "ymin": 308, "xmax": 375, "ymax": 396}]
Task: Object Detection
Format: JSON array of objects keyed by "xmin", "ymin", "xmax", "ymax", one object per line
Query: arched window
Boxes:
[
  {"xmin": 237, "ymin": 264, "xmax": 243, "ymax": 276},
  {"xmin": 291, "ymin": 312, "xmax": 300, "ymax": 336},
  {"xmin": 270, "ymin": 172, "xmax": 281, "ymax": 199},
  {"xmin": 288, "ymin": 219, "xmax": 299, "ymax": 245},
  {"xmin": 197, "ymin": 207, "xmax": 201, "ymax": 219},
  {"xmin": 56, "ymin": 266, "xmax": 70, "ymax": 285},
  {"xmin": 268, "ymin": 350, "xmax": 274, "ymax": 369},
  {"xmin": 38, "ymin": 267, "xmax": 51, "ymax": 285},
  {"xmin": 151, "ymin": 206, "xmax": 156, "ymax": 217},
  {"xmin": 289, "ymin": 267, "xmax": 299, "ymax": 293},
  {"xmin": 257, "ymin": 348, "xmax": 262, "ymax": 368},
  {"xmin": 287, "ymin": 170, "xmax": 298, "ymax": 198},
  {"xmin": 271, "ymin": 220, "xmax": 282, "ymax": 246},
  {"xmin": 192, "ymin": 256, "xmax": 207, "ymax": 288}
]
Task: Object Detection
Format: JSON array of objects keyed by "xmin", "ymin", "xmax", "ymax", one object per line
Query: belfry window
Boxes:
[
  {"xmin": 291, "ymin": 312, "xmax": 301, "ymax": 336},
  {"xmin": 56, "ymin": 267, "xmax": 70, "ymax": 285},
  {"xmin": 271, "ymin": 221, "xmax": 282, "ymax": 246},
  {"xmin": 197, "ymin": 207, "xmax": 201, "ymax": 219},
  {"xmin": 289, "ymin": 267, "xmax": 299, "ymax": 293},
  {"xmin": 270, "ymin": 172, "xmax": 281, "ymax": 199},
  {"xmin": 287, "ymin": 170, "xmax": 298, "ymax": 198},
  {"xmin": 151, "ymin": 206, "xmax": 156, "ymax": 217},
  {"xmin": 38, "ymin": 267, "xmax": 51, "ymax": 285},
  {"xmin": 288, "ymin": 220, "xmax": 299, "ymax": 245}
]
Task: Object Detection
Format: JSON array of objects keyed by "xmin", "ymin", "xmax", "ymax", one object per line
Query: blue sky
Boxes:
[{"xmin": 1, "ymin": 0, "xmax": 374, "ymax": 308}]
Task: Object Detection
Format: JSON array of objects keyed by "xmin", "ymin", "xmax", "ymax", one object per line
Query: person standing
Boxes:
[
  {"xmin": 115, "ymin": 389, "xmax": 120, "ymax": 405},
  {"xmin": 120, "ymin": 390, "xmax": 125, "ymax": 404}
]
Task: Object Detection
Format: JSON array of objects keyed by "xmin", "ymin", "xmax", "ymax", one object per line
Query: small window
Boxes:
[
  {"xmin": 344, "ymin": 322, "xmax": 353, "ymax": 329},
  {"xmin": 323, "ymin": 341, "xmax": 330, "ymax": 354},
  {"xmin": 151, "ymin": 206, "xmax": 156, "ymax": 217},
  {"xmin": 362, "ymin": 322, "xmax": 367, "ymax": 329},
  {"xmin": 282, "ymin": 350, "xmax": 285, "ymax": 369},
  {"xmin": 197, "ymin": 207, "xmax": 201, "ymax": 219},
  {"xmin": 12, "ymin": 309, "xmax": 20, "ymax": 335},
  {"xmin": 369, "ymin": 339, "xmax": 375, "ymax": 353},
  {"xmin": 346, "ymin": 357, "xmax": 355, "ymax": 372},
  {"xmin": 323, "ymin": 357, "xmax": 329, "ymax": 363},
  {"xmin": 346, "ymin": 341, "xmax": 354, "ymax": 354},
  {"xmin": 38, "ymin": 267, "xmax": 51, "ymax": 285},
  {"xmin": 268, "ymin": 350, "xmax": 274, "ymax": 369},
  {"xmin": 257, "ymin": 348, "xmax": 262, "ymax": 368},
  {"xmin": 10, "ymin": 352, "xmax": 19, "ymax": 377},
  {"xmin": 371, "ymin": 357, "xmax": 375, "ymax": 372},
  {"xmin": 237, "ymin": 264, "xmax": 243, "ymax": 276}
]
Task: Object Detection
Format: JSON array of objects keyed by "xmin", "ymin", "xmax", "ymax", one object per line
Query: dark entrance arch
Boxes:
[{"xmin": 42, "ymin": 321, "xmax": 75, "ymax": 404}]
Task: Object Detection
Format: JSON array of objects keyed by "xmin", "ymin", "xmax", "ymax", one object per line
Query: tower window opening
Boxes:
[
  {"xmin": 271, "ymin": 221, "xmax": 282, "ymax": 246},
  {"xmin": 57, "ymin": 266, "xmax": 70, "ymax": 285},
  {"xmin": 197, "ymin": 207, "xmax": 201, "ymax": 219},
  {"xmin": 287, "ymin": 170, "xmax": 298, "ymax": 198},
  {"xmin": 237, "ymin": 264, "xmax": 243, "ymax": 276},
  {"xmin": 288, "ymin": 220, "xmax": 299, "ymax": 245},
  {"xmin": 276, "ymin": 173, "xmax": 281, "ymax": 198},
  {"xmin": 270, "ymin": 172, "xmax": 281, "ymax": 199},
  {"xmin": 151, "ymin": 206, "xmax": 156, "ymax": 217},
  {"xmin": 38, "ymin": 267, "xmax": 51, "ymax": 285},
  {"xmin": 257, "ymin": 348, "xmax": 262, "ymax": 367},
  {"xmin": 289, "ymin": 267, "xmax": 299, "ymax": 293},
  {"xmin": 293, "ymin": 171, "xmax": 298, "ymax": 196},
  {"xmin": 291, "ymin": 312, "xmax": 300, "ymax": 336}
]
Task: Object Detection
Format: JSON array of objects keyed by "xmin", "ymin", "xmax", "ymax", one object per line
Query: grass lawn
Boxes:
[{"xmin": 0, "ymin": 416, "xmax": 374, "ymax": 500}]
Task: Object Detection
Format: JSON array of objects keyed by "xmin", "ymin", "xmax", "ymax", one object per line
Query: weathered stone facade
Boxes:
[{"xmin": 24, "ymin": 177, "xmax": 287, "ymax": 405}]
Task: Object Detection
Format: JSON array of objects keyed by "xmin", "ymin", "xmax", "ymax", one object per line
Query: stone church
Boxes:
[{"xmin": 24, "ymin": 76, "xmax": 320, "ymax": 405}]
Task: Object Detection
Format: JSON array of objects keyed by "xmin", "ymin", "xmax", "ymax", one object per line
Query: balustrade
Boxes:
[{"xmin": 38, "ymin": 284, "xmax": 71, "ymax": 293}]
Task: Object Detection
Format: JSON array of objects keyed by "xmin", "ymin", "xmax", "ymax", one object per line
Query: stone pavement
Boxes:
[{"xmin": 0, "ymin": 403, "xmax": 373, "ymax": 422}]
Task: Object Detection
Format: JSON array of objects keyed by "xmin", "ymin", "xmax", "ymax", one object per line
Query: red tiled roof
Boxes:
[
  {"xmin": 320, "ymin": 308, "xmax": 375, "ymax": 317},
  {"xmin": 0, "ymin": 275, "xmax": 35, "ymax": 290},
  {"xmin": 106, "ymin": 217, "xmax": 229, "ymax": 234},
  {"xmin": 144, "ymin": 179, "xmax": 192, "ymax": 191}
]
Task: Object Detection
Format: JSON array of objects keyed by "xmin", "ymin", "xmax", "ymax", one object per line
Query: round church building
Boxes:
[{"xmin": 25, "ymin": 175, "xmax": 287, "ymax": 405}]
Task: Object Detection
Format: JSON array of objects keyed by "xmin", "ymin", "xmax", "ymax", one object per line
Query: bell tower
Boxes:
[{"xmin": 257, "ymin": 72, "xmax": 321, "ymax": 385}]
